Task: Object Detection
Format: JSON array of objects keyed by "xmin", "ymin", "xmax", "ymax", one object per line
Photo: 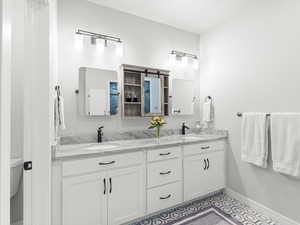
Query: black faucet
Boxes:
[
  {"xmin": 181, "ymin": 122, "xmax": 190, "ymax": 135},
  {"xmin": 97, "ymin": 126, "xmax": 104, "ymax": 143}
]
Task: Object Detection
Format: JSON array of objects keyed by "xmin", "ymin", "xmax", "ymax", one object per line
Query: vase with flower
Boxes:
[{"xmin": 148, "ymin": 116, "xmax": 167, "ymax": 140}]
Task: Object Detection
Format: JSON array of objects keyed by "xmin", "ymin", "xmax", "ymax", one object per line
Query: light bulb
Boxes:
[
  {"xmin": 192, "ymin": 58, "xmax": 199, "ymax": 69},
  {"xmin": 96, "ymin": 39, "xmax": 105, "ymax": 53},
  {"xmin": 116, "ymin": 41, "xmax": 123, "ymax": 57},
  {"xmin": 74, "ymin": 33, "xmax": 83, "ymax": 50},
  {"xmin": 169, "ymin": 53, "xmax": 176, "ymax": 66},
  {"xmin": 181, "ymin": 56, "xmax": 188, "ymax": 67}
]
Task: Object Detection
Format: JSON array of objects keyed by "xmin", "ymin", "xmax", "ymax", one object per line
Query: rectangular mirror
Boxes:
[
  {"xmin": 78, "ymin": 67, "xmax": 119, "ymax": 116},
  {"xmin": 144, "ymin": 76, "xmax": 162, "ymax": 115},
  {"xmin": 172, "ymin": 79, "xmax": 194, "ymax": 115}
]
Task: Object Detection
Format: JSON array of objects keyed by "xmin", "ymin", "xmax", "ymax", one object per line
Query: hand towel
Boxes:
[
  {"xmin": 241, "ymin": 113, "xmax": 269, "ymax": 168},
  {"xmin": 271, "ymin": 113, "xmax": 300, "ymax": 177},
  {"xmin": 202, "ymin": 99, "xmax": 213, "ymax": 122},
  {"xmin": 54, "ymin": 95, "xmax": 66, "ymax": 132}
]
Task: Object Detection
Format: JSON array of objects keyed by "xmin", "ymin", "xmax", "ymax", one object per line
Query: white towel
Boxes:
[
  {"xmin": 241, "ymin": 113, "xmax": 269, "ymax": 168},
  {"xmin": 54, "ymin": 95, "xmax": 66, "ymax": 133},
  {"xmin": 202, "ymin": 99, "xmax": 213, "ymax": 123},
  {"xmin": 271, "ymin": 113, "xmax": 300, "ymax": 177}
]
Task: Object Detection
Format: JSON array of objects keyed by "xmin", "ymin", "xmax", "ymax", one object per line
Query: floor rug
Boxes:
[
  {"xmin": 129, "ymin": 192, "xmax": 276, "ymax": 225},
  {"xmin": 172, "ymin": 207, "xmax": 242, "ymax": 225}
]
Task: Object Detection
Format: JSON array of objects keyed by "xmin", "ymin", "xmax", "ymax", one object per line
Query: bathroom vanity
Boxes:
[{"xmin": 52, "ymin": 134, "xmax": 226, "ymax": 225}]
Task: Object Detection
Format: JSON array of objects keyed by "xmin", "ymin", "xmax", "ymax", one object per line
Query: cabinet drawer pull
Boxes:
[
  {"xmin": 201, "ymin": 146, "xmax": 210, "ymax": 150},
  {"xmin": 204, "ymin": 159, "xmax": 207, "ymax": 170},
  {"xmin": 160, "ymin": 194, "xmax": 171, "ymax": 200},
  {"xmin": 159, "ymin": 171, "xmax": 172, "ymax": 175},
  {"xmin": 207, "ymin": 158, "xmax": 210, "ymax": 169},
  {"xmin": 103, "ymin": 178, "xmax": 106, "ymax": 195},
  {"xmin": 109, "ymin": 177, "xmax": 112, "ymax": 194},
  {"xmin": 159, "ymin": 152, "xmax": 171, "ymax": 156},
  {"xmin": 99, "ymin": 160, "xmax": 116, "ymax": 166}
]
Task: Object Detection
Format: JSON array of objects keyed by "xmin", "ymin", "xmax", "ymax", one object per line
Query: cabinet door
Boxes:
[
  {"xmin": 184, "ymin": 154, "xmax": 207, "ymax": 201},
  {"xmin": 205, "ymin": 151, "xmax": 225, "ymax": 192},
  {"xmin": 62, "ymin": 173, "xmax": 107, "ymax": 225},
  {"xmin": 107, "ymin": 166, "xmax": 145, "ymax": 225}
]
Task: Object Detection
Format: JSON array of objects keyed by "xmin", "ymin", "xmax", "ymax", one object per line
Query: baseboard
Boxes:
[{"xmin": 225, "ymin": 188, "xmax": 300, "ymax": 225}]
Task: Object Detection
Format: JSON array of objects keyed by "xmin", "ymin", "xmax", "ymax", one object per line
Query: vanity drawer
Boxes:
[
  {"xmin": 183, "ymin": 141, "xmax": 224, "ymax": 156},
  {"xmin": 62, "ymin": 152, "xmax": 143, "ymax": 176},
  {"xmin": 147, "ymin": 147, "xmax": 181, "ymax": 162},
  {"xmin": 147, "ymin": 182, "xmax": 182, "ymax": 214},
  {"xmin": 147, "ymin": 159, "xmax": 181, "ymax": 188}
]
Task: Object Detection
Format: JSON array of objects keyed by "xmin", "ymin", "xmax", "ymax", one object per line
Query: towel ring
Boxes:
[{"xmin": 205, "ymin": 96, "xmax": 212, "ymax": 102}]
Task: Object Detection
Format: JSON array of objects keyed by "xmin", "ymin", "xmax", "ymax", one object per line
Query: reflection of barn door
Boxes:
[{"xmin": 0, "ymin": 0, "xmax": 12, "ymax": 224}]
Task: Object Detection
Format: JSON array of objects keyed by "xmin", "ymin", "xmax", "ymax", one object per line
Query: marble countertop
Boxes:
[{"xmin": 54, "ymin": 133, "xmax": 227, "ymax": 160}]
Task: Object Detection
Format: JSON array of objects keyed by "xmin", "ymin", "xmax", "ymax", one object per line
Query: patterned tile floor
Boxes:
[{"xmin": 130, "ymin": 192, "xmax": 276, "ymax": 225}]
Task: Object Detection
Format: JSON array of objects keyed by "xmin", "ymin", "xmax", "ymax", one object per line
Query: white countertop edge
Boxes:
[{"xmin": 53, "ymin": 134, "xmax": 228, "ymax": 161}]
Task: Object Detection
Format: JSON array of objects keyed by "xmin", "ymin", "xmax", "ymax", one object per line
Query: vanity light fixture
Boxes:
[
  {"xmin": 169, "ymin": 50, "xmax": 199, "ymax": 69},
  {"xmin": 75, "ymin": 29, "xmax": 123, "ymax": 55},
  {"xmin": 192, "ymin": 57, "xmax": 199, "ymax": 69},
  {"xmin": 115, "ymin": 41, "xmax": 124, "ymax": 57},
  {"xmin": 181, "ymin": 55, "xmax": 188, "ymax": 67},
  {"xmin": 169, "ymin": 53, "xmax": 176, "ymax": 66},
  {"xmin": 74, "ymin": 33, "xmax": 84, "ymax": 50},
  {"xmin": 95, "ymin": 38, "xmax": 105, "ymax": 53}
]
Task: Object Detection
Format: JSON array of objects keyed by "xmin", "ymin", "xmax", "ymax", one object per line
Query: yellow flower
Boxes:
[
  {"xmin": 153, "ymin": 116, "xmax": 160, "ymax": 121},
  {"xmin": 148, "ymin": 117, "xmax": 167, "ymax": 130}
]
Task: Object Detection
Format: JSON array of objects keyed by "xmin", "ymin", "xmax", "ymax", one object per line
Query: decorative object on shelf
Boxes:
[
  {"xmin": 74, "ymin": 29, "xmax": 123, "ymax": 56},
  {"xmin": 169, "ymin": 50, "xmax": 199, "ymax": 69},
  {"xmin": 148, "ymin": 116, "xmax": 167, "ymax": 139}
]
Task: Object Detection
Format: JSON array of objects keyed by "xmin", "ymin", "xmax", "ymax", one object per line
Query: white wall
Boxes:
[
  {"xmin": 10, "ymin": 0, "xmax": 24, "ymax": 222},
  {"xmin": 58, "ymin": 0, "xmax": 200, "ymax": 137},
  {"xmin": 200, "ymin": 0, "xmax": 300, "ymax": 222},
  {"xmin": 0, "ymin": 0, "xmax": 12, "ymax": 224}
]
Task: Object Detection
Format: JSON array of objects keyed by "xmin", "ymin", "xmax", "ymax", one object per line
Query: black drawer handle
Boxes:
[
  {"xmin": 109, "ymin": 177, "xmax": 112, "ymax": 194},
  {"xmin": 204, "ymin": 159, "xmax": 207, "ymax": 170},
  {"xmin": 160, "ymin": 194, "xmax": 171, "ymax": 200},
  {"xmin": 207, "ymin": 158, "xmax": 210, "ymax": 169},
  {"xmin": 103, "ymin": 178, "xmax": 106, "ymax": 195},
  {"xmin": 160, "ymin": 171, "xmax": 172, "ymax": 175},
  {"xmin": 99, "ymin": 161, "xmax": 116, "ymax": 166},
  {"xmin": 159, "ymin": 152, "xmax": 171, "ymax": 156},
  {"xmin": 201, "ymin": 146, "xmax": 210, "ymax": 150}
]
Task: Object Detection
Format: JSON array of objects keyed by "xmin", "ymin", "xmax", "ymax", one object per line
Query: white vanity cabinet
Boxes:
[
  {"xmin": 146, "ymin": 146, "xmax": 183, "ymax": 214},
  {"xmin": 57, "ymin": 152, "xmax": 145, "ymax": 225},
  {"xmin": 183, "ymin": 142, "xmax": 225, "ymax": 201},
  {"xmin": 62, "ymin": 172, "xmax": 107, "ymax": 225},
  {"xmin": 53, "ymin": 138, "xmax": 226, "ymax": 225},
  {"xmin": 106, "ymin": 167, "xmax": 144, "ymax": 225}
]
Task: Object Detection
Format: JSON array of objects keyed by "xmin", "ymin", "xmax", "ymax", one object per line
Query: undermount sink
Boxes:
[
  {"xmin": 182, "ymin": 136, "xmax": 203, "ymax": 141},
  {"xmin": 86, "ymin": 144, "xmax": 118, "ymax": 151},
  {"xmin": 182, "ymin": 135, "xmax": 217, "ymax": 141}
]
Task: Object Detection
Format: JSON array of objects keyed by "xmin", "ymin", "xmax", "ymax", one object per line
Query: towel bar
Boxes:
[{"xmin": 237, "ymin": 112, "xmax": 271, "ymax": 117}]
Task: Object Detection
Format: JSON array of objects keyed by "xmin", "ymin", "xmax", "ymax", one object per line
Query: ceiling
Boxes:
[{"xmin": 87, "ymin": 0, "xmax": 255, "ymax": 34}]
